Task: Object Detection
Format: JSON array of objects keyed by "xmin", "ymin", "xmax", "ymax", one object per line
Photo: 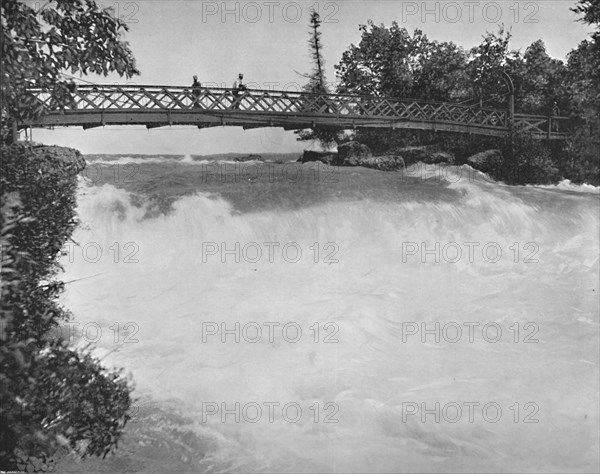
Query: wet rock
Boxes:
[
  {"xmin": 299, "ymin": 145, "xmax": 404, "ymax": 171},
  {"xmin": 467, "ymin": 149, "xmax": 503, "ymax": 173},
  {"xmin": 234, "ymin": 154, "xmax": 264, "ymax": 162},
  {"xmin": 429, "ymin": 151, "xmax": 455, "ymax": 164},
  {"xmin": 299, "ymin": 150, "xmax": 338, "ymax": 165},
  {"xmin": 337, "ymin": 141, "xmax": 372, "ymax": 166},
  {"xmin": 356, "ymin": 155, "xmax": 404, "ymax": 171},
  {"xmin": 393, "ymin": 146, "xmax": 432, "ymax": 164}
]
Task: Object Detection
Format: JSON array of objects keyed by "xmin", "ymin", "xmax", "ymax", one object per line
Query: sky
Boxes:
[{"xmin": 25, "ymin": 0, "xmax": 594, "ymax": 154}]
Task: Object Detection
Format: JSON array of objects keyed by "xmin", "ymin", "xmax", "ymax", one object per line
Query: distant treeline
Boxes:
[
  {"xmin": 335, "ymin": 23, "xmax": 597, "ymax": 120},
  {"xmin": 300, "ymin": 1, "xmax": 599, "ymax": 184}
]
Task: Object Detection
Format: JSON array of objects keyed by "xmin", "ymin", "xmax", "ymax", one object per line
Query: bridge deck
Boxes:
[{"xmin": 24, "ymin": 85, "xmax": 568, "ymax": 139}]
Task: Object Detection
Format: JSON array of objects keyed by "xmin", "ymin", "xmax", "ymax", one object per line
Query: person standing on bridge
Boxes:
[
  {"xmin": 551, "ymin": 101, "xmax": 560, "ymax": 133},
  {"xmin": 191, "ymin": 75, "xmax": 201, "ymax": 107},
  {"xmin": 232, "ymin": 73, "xmax": 246, "ymax": 110}
]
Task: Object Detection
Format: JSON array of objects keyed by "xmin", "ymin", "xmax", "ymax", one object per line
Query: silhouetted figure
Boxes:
[
  {"xmin": 62, "ymin": 81, "xmax": 78, "ymax": 111},
  {"xmin": 192, "ymin": 75, "xmax": 201, "ymax": 107},
  {"xmin": 232, "ymin": 73, "xmax": 246, "ymax": 110},
  {"xmin": 551, "ymin": 101, "xmax": 560, "ymax": 133}
]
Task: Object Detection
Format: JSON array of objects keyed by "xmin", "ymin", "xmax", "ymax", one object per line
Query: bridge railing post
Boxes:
[
  {"xmin": 501, "ymin": 71, "xmax": 515, "ymax": 129},
  {"xmin": 11, "ymin": 120, "xmax": 18, "ymax": 144}
]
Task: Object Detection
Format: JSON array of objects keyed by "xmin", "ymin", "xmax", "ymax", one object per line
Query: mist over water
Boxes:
[{"xmin": 58, "ymin": 158, "xmax": 599, "ymax": 473}]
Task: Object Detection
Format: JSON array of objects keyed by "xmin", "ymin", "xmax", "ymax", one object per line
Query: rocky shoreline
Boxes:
[{"xmin": 297, "ymin": 141, "xmax": 503, "ymax": 175}]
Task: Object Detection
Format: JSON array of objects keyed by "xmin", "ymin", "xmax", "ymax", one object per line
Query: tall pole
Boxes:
[
  {"xmin": 11, "ymin": 120, "xmax": 18, "ymax": 144},
  {"xmin": 501, "ymin": 71, "xmax": 515, "ymax": 125},
  {"xmin": 500, "ymin": 71, "xmax": 515, "ymax": 164}
]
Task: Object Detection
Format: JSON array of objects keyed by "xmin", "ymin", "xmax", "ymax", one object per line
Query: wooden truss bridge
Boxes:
[{"xmin": 23, "ymin": 85, "xmax": 569, "ymax": 139}]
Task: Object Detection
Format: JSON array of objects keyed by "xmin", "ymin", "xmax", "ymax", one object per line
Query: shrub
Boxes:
[
  {"xmin": 496, "ymin": 128, "xmax": 560, "ymax": 184},
  {"xmin": 354, "ymin": 128, "xmax": 503, "ymax": 162},
  {"xmin": 559, "ymin": 126, "xmax": 600, "ymax": 185},
  {"xmin": 1, "ymin": 143, "xmax": 133, "ymax": 471}
]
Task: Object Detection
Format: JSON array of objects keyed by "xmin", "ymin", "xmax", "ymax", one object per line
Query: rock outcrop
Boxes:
[
  {"xmin": 390, "ymin": 146, "xmax": 454, "ymax": 165},
  {"xmin": 466, "ymin": 149, "xmax": 503, "ymax": 173},
  {"xmin": 299, "ymin": 144, "xmax": 406, "ymax": 171},
  {"xmin": 299, "ymin": 150, "xmax": 338, "ymax": 165},
  {"xmin": 234, "ymin": 154, "xmax": 264, "ymax": 162},
  {"xmin": 355, "ymin": 155, "xmax": 404, "ymax": 171},
  {"xmin": 337, "ymin": 141, "xmax": 372, "ymax": 166},
  {"xmin": 393, "ymin": 146, "xmax": 430, "ymax": 164},
  {"xmin": 298, "ymin": 142, "xmax": 455, "ymax": 172},
  {"xmin": 31, "ymin": 144, "xmax": 86, "ymax": 172},
  {"xmin": 429, "ymin": 151, "xmax": 455, "ymax": 164}
]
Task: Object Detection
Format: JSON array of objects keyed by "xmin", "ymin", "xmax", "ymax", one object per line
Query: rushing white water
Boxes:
[{"xmin": 58, "ymin": 162, "xmax": 599, "ymax": 473}]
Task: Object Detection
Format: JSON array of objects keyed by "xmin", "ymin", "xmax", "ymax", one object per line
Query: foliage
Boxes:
[
  {"xmin": 502, "ymin": 40, "xmax": 570, "ymax": 115},
  {"xmin": 498, "ymin": 128, "xmax": 560, "ymax": 184},
  {"xmin": 296, "ymin": 9, "xmax": 343, "ymax": 146},
  {"xmin": 1, "ymin": 338, "xmax": 132, "ymax": 472},
  {"xmin": 412, "ymin": 40, "xmax": 470, "ymax": 102},
  {"xmin": 567, "ymin": 0, "xmax": 600, "ymax": 122},
  {"xmin": 304, "ymin": 9, "xmax": 327, "ymax": 94},
  {"xmin": 566, "ymin": 38, "xmax": 600, "ymax": 119},
  {"xmin": 571, "ymin": 0, "xmax": 600, "ymax": 27},
  {"xmin": 2, "ymin": 7, "xmax": 139, "ymax": 464},
  {"xmin": 332, "ymin": 6, "xmax": 600, "ymax": 185},
  {"xmin": 1, "ymin": 0, "xmax": 139, "ymax": 143},
  {"xmin": 1, "ymin": 145, "xmax": 83, "ymax": 281},
  {"xmin": 334, "ymin": 22, "xmax": 512, "ymax": 105},
  {"xmin": 466, "ymin": 26, "xmax": 513, "ymax": 108},
  {"xmin": 559, "ymin": 128, "xmax": 600, "ymax": 185},
  {"xmin": 335, "ymin": 22, "xmax": 432, "ymax": 98},
  {"xmin": 351, "ymin": 128, "xmax": 501, "ymax": 163},
  {"xmin": 1, "ymin": 145, "xmax": 133, "ymax": 471}
]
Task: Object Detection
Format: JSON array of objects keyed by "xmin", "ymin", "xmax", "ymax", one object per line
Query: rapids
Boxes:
[{"xmin": 57, "ymin": 157, "xmax": 599, "ymax": 473}]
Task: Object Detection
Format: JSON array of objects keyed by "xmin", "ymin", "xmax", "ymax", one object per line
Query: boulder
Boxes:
[
  {"xmin": 393, "ymin": 146, "xmax": 432, "ymax": 164},
  {"xmin": 337, "ymin": 141, "xmax": 372, "ymax": 166},
  {"xmin": 358, "ymin": 155, "xmax": 404, "ymax": 171},
  {"xmin": 299, "ymin": 150, "xmax": 338, "ymax": 165},
  {"xmin": 467, "ymin": 149, "xmax": 503, "ymax": 173},
  {"xmin": 234, "ymin": 154, "xmax": 263, "ymax": 162},
  {"xmin": 299, "ymin": 146, "xmax": 404, "ymax": 171},
  {"xmin": 429, "ymin": 152, "xmax": 455, "ymax": 164}
]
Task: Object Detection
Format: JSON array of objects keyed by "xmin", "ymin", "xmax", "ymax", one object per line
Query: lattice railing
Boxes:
[
  {"xmin": 27, "ymin": 85, "xmax": 508, "ymax": 125},
  {"xmin": 514, "ymin": 113, "xmax": 570, "ymax": 137},
  {"xmin": 25, "ymin": 85, "xmax": 569, "ymax": 137}
]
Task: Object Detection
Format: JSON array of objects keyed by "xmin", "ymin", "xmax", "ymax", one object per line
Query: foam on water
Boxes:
[
  {"xmin": 85, "ymin": 153, "xmax": 298, "ymax": 167},
  {"xmin": 59, "ymin": 167, "xmax": 600, "ymax": 472},
  {"xmin": 532, "ymin": 179, "xmax": 600, "ymax": 194},
  {"xmin": 86, "ymin": 156, "xmax": 184, "ymax": 165}
]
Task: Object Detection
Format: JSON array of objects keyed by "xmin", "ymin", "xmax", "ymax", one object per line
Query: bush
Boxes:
[
  {"xmin": 559, "ymin": 127, "xmax": 600, "ymax": 185},
  {"xmin": 496, "ymin": 128, "xmax": 560, "ymax": 184},
  {"xmin": 352, "ymin": 126, "xmax": 599, "ymax": 186},
  {"xmin": 354, "ymin": 128, "xmax": 503, "ymax": 162},
  {"xmin": 1, "ymin": 143, "xmax": 133, "ymax": 471}
]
